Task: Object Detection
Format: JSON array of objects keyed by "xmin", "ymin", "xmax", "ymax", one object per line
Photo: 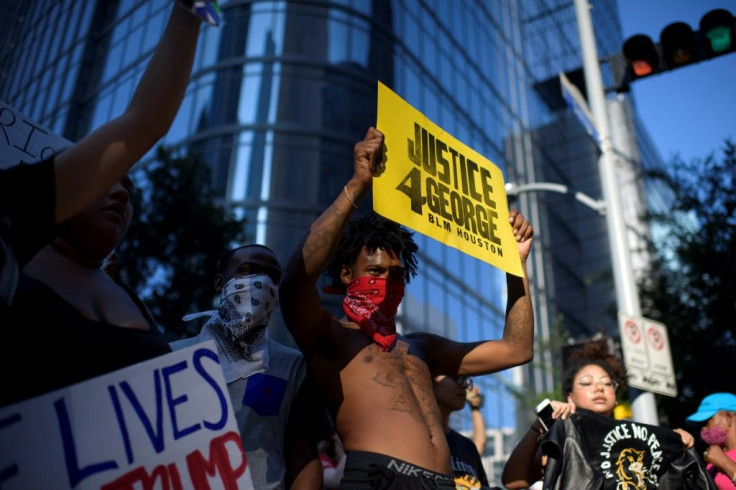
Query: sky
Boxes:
[{"xmin": 616, "ymin": 0, "xmax": 736, "ymax": 165}]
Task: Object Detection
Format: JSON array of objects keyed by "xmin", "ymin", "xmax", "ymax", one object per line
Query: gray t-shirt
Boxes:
[{"xmin": 172, "ymin": 336, "xmax": 306, "ymax": 489}]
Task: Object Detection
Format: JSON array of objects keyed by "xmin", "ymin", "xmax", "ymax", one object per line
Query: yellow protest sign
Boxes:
[{"xmin": 374, "ymin": 82, "xmax": 522, "ymax": 276}]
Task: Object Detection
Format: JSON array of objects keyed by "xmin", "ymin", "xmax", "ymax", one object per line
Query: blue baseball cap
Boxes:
[{"xmin": 686, "ymin": 393, "xmax": 736, "ymax": 422}]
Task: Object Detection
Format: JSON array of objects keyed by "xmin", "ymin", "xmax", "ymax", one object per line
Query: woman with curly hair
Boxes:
[{"xmin": 502, "ymin": 339, "xmax": 695, "ymax": 489}]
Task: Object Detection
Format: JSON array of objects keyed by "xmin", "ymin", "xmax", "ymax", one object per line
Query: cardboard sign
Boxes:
[
  {"xmin": 374, "ymin": 82, "xmax": 522, "ymax": 276},
  {"xmin": 0, "ymin": 100, "xmax": 72, "ymax": 168},
  {"xmin": 0, "ymin": 341, "xmax": 254, "ymax": 489}
]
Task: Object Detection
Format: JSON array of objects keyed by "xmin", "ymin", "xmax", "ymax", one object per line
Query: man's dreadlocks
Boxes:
[{"xmin": 325, "ymin": 212, "xmax": 418, "ymax": 291}]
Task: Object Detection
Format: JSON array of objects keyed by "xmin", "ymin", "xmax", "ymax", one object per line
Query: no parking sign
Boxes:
[{"xmin": 618, "ymin": 313, "xmax": 677, "ymax": 397}]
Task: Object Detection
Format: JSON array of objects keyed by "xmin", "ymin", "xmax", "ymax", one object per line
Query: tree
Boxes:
[
  {"xmin": 116, "ymin": 146, "xmax": 246, "ymax": 340},
  {"xmin": 638, "ymin": 139, "xmax": 736, "ymax": 427}
]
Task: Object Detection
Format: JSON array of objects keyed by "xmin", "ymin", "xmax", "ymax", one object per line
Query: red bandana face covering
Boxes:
[{"xmin": 343, "ymin": 277, "xmax": 405, "ymax": 351}]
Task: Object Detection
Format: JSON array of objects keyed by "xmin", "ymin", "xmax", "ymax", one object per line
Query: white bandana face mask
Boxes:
[{"xmin": 210, "ymin": 274, "xmax": 278, "ymax": 360}]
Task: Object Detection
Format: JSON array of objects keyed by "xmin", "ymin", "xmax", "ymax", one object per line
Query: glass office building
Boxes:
[{"xmin": 0, "ymin": 0, "xmax": 667, "ymax": 483}]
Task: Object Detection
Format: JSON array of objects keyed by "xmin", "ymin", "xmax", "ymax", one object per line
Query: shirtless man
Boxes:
[{"xmin": 279, "ymin": 127, "xmax": 535, "ymax": 488}]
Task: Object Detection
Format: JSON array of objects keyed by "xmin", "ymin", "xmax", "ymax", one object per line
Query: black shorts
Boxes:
[{"xmin": 340, "ymin": 450, "xmax": 456, "ymax": 489}]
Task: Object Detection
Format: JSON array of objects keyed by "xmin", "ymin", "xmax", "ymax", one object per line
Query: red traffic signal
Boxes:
[
  {"xmin": 617, "ymin": 8, "xmax": 735, "ymax": 91},
  {"xmin": 623, "ymin": 34, "xmax": 659, "ymax": 77}
]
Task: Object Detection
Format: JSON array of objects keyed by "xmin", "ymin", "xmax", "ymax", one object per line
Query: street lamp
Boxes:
[{"xmin": 505, "ymin": 182, "xmax": 606, "ymax": 216}]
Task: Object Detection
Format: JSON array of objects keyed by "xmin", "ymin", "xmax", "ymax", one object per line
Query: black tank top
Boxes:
[{"xmin": 0, "ymin": 274, "xmax": 171, "ymax": 407}]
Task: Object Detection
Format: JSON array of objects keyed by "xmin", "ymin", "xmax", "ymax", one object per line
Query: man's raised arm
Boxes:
[
  {"xmin": 499, "ymin": 208, "xmax": 535, "ymax": 365},
  {"xmin": 427, "ymin": 209, "xmax": 535, "ymax": 375},
  {"xmin": 279, "ymin": 127, "xmax": 384, "ymax": 347}
]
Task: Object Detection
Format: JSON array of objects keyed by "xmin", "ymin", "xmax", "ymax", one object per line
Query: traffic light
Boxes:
[
  {"xmin": 701, "ymin": 9, "xmax": 735, "ymax": 56},
  {"xmin": 622, "ymin": 35, "xmax": 659, "ymax": 77},
  {"xmin": 617, "ymin": 8, "xmax": 735, "ymax": 91},
  {"xmin": 660, "ymin": 22, "xmax": 698, "ymax": 68}
]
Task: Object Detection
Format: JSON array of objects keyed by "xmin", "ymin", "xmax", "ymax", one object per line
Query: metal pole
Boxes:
[{"xmin": 573, "ymin": 0, "xmax": 658, "ymax": 424}]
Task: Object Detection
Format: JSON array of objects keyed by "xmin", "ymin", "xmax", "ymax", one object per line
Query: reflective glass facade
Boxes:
[{"xmin": 1, "ymin": 0, "xmax": 664, "ymax": 483}]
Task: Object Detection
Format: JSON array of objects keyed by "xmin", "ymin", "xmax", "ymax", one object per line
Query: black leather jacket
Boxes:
[{"xmin": 540, "ymin": 409, "xmax": 716, "ymax": 489}]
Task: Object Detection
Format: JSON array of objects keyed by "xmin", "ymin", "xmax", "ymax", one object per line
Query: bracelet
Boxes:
[
  {"xmin": 343, "ymin": 185, "xmax": 359, "ymax": 208},
  {"xmin": 470, "ymin": 406, "xmax": 481, "ymax": 411}
]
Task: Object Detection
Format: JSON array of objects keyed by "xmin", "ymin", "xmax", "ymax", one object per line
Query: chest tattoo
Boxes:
[{"xmin": 369, "ymin": 341, "xmax": 440, "ymax": 427}]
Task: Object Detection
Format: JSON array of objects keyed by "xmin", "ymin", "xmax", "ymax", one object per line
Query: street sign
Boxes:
[
  {"xmin": 559, "ymin": 72, "xmax": 601, "ymax": 148},
  {"xmin": 618, "ymin": 313, "xmax": 677, "ymax": 397}
]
